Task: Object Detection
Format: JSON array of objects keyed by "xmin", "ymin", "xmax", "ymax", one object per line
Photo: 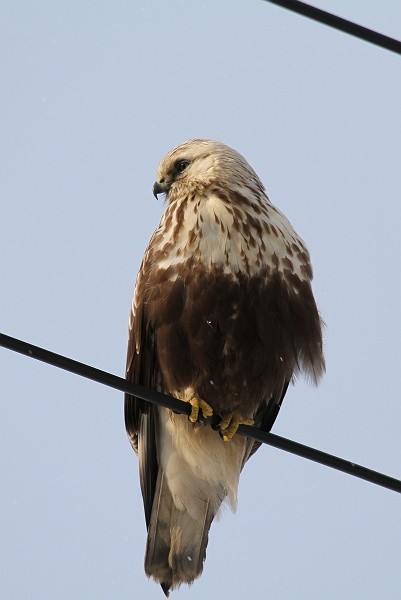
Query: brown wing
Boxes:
[
  {"xmin": 244, "ymin": 379, "xmax": 289, "ymax": 463},
  {"xmin": 125, "ymin": 297, "xmax": 161, "ymax": 527}
]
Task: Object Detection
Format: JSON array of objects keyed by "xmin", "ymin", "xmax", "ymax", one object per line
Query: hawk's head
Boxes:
[{"xmin": 153, "ymin": 139, "xmax": 265, "ymax": 202}]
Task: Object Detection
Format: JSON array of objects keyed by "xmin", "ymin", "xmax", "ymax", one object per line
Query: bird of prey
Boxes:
[{"xmin": 125, "ymin": 139, "xmax": 325, "ymax": 595}]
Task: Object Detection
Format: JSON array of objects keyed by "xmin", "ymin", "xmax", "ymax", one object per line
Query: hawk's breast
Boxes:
[{"xmin": 152, "ymin": 189, "xmax": 311, "ymax": 286}]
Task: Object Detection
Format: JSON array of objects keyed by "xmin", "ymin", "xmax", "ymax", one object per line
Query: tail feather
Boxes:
[
  {"xmin": 145, "ymin": 469, "xmax": 216, "ymax": 595},
  {"xmin": 144, "ymin": 471, "xmax": 173, "ymax": 589}
]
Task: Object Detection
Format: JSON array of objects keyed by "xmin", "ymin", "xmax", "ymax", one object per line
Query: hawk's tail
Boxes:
[{"xmin": 144, "ymin": 469, "xmax": 216, "ymax": 596}]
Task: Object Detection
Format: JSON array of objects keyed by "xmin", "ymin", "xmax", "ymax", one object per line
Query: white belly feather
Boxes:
[{"xmin": 158, "ymin": 407, "xmax": 247, "ymax": 517}]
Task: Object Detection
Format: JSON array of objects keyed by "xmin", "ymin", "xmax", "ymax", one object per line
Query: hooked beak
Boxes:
[{"xmin": 153, "ymin": 181, "xmax": 168, "ymax": 199}]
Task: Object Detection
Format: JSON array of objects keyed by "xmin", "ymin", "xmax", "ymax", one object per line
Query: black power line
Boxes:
[
  {"xmin": 264, "ymin": 0, "xmax": 401, "ymax": 55},
  {"xmin": 1, "ymin": 332, "xmax": 400, "ymax": 494}
]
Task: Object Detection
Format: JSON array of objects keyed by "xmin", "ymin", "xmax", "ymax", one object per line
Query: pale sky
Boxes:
[{"xmin": 1, "ymin": 2, "xmax": 400, "ymax": 599}]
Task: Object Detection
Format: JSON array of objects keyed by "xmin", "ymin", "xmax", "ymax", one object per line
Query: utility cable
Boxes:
[
  {"xmin": 1, "ymin": 332, "xmax": 400, "ymax": 494},
  {"xmin": 264, "ymin": 0, "xmax": 401, "ymax": 55}
]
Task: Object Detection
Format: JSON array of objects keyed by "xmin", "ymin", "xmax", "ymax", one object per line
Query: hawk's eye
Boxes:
[{"xmin": 174, "ymin": 160, "xmax": 190, "ymax": 174}]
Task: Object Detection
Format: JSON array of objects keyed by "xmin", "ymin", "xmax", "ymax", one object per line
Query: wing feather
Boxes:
[{"xmin": 125, "ymin": 299, "xmax": 160, "ymax": 527}]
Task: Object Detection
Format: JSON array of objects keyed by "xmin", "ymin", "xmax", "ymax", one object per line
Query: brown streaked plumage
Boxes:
[{"xmin": 125, "ymin": 139, "xmax": 325, "ymax": 595}]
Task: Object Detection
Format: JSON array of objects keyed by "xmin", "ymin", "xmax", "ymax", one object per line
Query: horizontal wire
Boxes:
[
  {"xmin": 264, "ymin": 0, "xmax": 401, "ymax": 55},
  {"xmin": 0, "ymin": 332, "xmax": 400, "ymax": 494}
]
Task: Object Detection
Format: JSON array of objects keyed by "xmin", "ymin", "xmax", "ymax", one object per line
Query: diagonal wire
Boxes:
[
  {"xmin": 1, "ymin": 332, "xmax": 400, "ymax": 494},
  {"xmin": 264, "ymin": 0, "xmax": 401, "ymax": 55}
]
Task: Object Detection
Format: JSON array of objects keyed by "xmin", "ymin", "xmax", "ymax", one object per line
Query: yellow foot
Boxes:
[
  {"xmin": 219, "ymin": 413, "xmax": 255, "ymax": 442},
  {"xmin": 185, "ymin": 396, "xmax": 214, "ymax": 423}
]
